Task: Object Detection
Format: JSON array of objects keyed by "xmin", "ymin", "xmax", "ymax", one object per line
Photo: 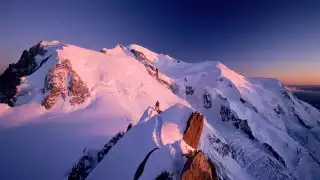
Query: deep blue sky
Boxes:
[{"xmin": 1, "ymin": 0, "xmax": 320, "ymax": 84}]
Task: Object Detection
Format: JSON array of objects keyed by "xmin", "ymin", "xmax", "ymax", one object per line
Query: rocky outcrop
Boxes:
[
  {"xmin": 68, "ymin": 132, "xmax": 124, "ymax": 180},
  {"xmin": 183, "ymin": 112, "xmax": 204, "ymax": 149},
  {"xmin": 130, "ymin": 48, "xmax": 174, "ymax": 91},
  {"xmin": 0, "ymin": 41, "xmax": 49, "ymax": 106},
  {"xmin": 42, "ymin": 59, "xmax": 90, "ymax": 109},
  {"xmin": 100, "ymin": 48, "xmax": 108, "ymax": 53},
  {"xmin": 220, "ymin": 105, "xmax": 256, "ymax": 140},
  {"xmin": 181, "ymin": 112, "xmax": 218, "ymax": 180},
  {"xmin": 129, "ymin": 111, "xmax": 207, "ymax": 180},
  {"xmin": 29, "ymin": 42, "xmax": 47, "ymax": 56},
  {"xmin": 181, "ymin": 151, "xmax": 217, "ymax": 180},
  {"xmin": 240, "ymin": 98, "xmax": 246, "ymax": 104},
  {"xmin": 263, "ymin": 143, "xmax": 286, "ymax": 168},
  {"xmin": 207, "ymin": 158, "xmax": 218, "ymax": 180},
  {"xmin": 155, "ymin": 171, "xmax": 173, "ymax": 180},
  {"xmin": 130, "ymin": 49, "xmax": 148, "ymax": 61},
  {"xmin": 207, "ymin": 134, "xmax": 231, "ymax": 157},
  {"xmin": 291, "ymin": 107, "xmax": 311, "ymax": 129},
  {"xmin": 274, "ymin": 104, "xmax": 285, "ymax": 116}
]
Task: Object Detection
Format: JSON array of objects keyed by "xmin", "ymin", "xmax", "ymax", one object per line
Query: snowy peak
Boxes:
[
  {"xmin": 14, "ymin": 41, "xmax": 92, "ymax": 109},
  {"xmin": 9, "ymin": 41, "xmax": 186, "ymax": 112},
  {"xmin": 0, "ymin": 41, "xmax": 62, "ymax": 106}
]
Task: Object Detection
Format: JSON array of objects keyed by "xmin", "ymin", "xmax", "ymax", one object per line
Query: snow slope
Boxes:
[
  {"xmin": 88, "ymin": 104, "xmax": 193, "ymax": 180},
  {"xmin": 145, "ymin": 57, "xmax": 320, "ymax": 179},
  {"xmin": 0, "ymin": 41, "xmax": 319, "ymax": 180},
  {"xmin": 0, "ymin": 42, "xmax": 186, "ymax": 180}
]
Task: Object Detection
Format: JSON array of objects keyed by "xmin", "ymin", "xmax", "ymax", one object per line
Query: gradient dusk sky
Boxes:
[{"xmin": 1, "ymin": 0, "xmax": 319, "ymax": 85}]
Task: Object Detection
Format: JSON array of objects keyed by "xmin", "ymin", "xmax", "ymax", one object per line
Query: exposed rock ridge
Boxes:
[
  {"xmin": 182, "ymin": 151, "xmax": 217, "ymax": 180},
  {"xmin": 129, "ymin": 49, "xmax": 174, "ymax": 91},
  {"xmin": 181, "ymin": 112, "xmax": 217, "ymax": 180},
  {"xmin": 68, "ymin": 128, "xmax": 130, "ymax": 180},
  {"xmin": 0, "ymin": 42, "xmax": 50, "ymax": 106},
  {"xmin": 183, "ymin": 112, "xmax": 204, "ymax": 149},
  {"xmin": 42, "ymin": 59, "xmax": 90, "ymax": 109},
  {"xmin": 129, "ymin": 111, "xmax": 217, "ymax": 180},
  {"xmin": 220, "ymin": 105, "xmax": 256, "ymax": 140}
]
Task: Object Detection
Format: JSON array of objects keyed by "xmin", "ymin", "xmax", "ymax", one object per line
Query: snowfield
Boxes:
[{"xmin": 0, "ymin": 41, "xmax": 319, "ymax": 180}]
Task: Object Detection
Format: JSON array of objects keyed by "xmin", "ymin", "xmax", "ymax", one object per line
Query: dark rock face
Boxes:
[
  {"xmin": 68, "ymin": 132, "xmax": 124, "ymax": 180},
  {"xmin": 126, "ymin": 123, "xmax": 133, "ymax": 132},
  {"xmin": 68, "ymin": 151, "xmax": 96, "ymax": 180},
  {"xmin": 156, "ymin": 171, "xmax": 173, "ymax": 180},
  {"xmin": 42, "ymin": 59, "xmax": 90, "ymax": 109},
  {"xmin": 181, "ymin": 112, "xmax": 218, "ymax": 179},
  {"xmin": 181, "ymin": 152, "xmax": 217, "ymax": 180},
  {"xmin": 183, "ymin": 112, "xmax": 204, "ymax": 149},
  {"xmin": 207, "ymin": 134, "xmax": 231, "ymax": 157},
  {"xmin": 240, "ymin": 98, "xmax": 246, "ymax": 104},
  {"xmin": 130, "ymin": 49, "xmax": 148, "ymax": 61},
  {"xmin": 274, "ymin": 105, "xmax": 285, "ymax": 116},
  {"xmin": 207, "ymin": 158, "xmax": 218, "ymax": 180},
  {"xmin": 98, "ymin": 132, "xmax": 124, "ymax": 163},
  {"xmin": 203, "ymin": 94, "xmax": 212, "ymax": 109},
  {"xmin": 29, "ymin": 42, "xmax": 47, "ymax": 56},
  {"xmin": 291, "ymin": 107, "xmax": 311, "ymax": 129},
  {"xmin": 186, "ymin": 86, "xmax": 195, "ymax": 95},
  {"xmin": 218, "ymin": 94, "xmax": 227, "ymax": 101},
  {"xmin": 247, "ymin": 156, "xmax": 293, "ymax": 180},
  {"xmin": 130, "ymin": 49, "xmax": 174, "ymax": 92},
  {"xmin": 100, "ymin": 48, "xmax": 107, "ymax": 53},
  {"xmin": 295, "ymin": 113, "xmax": 311, "ymax": 129},
  {"xmin": 220, "ymin": 105, "xmax": 256, "ymax": 141},
  {"xmin": 0, "ymin": 42, "xmax": 49, "ymax": 106},
  {"xmin": 263, "ymin": 143, "xmax": 286, "ymax": 168},
  {"xmin": 252, "ymin": 106, "xmax": 259, "ymax": 113},
  {"xmin": 281, "ymin": 90, "xmax": 296, "ymax": 105}
]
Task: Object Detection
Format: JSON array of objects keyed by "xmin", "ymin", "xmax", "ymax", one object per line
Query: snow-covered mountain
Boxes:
[{"xmin": 0, "ymin": 41, "xmax": 319, "ymax": 180}]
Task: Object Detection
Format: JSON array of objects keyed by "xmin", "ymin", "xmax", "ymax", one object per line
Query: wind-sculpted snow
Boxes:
[{"xmin": 0, "ymin": 41, "xmax": 320, "ymax": 179}]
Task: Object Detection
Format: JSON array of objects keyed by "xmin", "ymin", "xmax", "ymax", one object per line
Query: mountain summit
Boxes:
[{"xmin": 0, "ymin": 41, "xmax": 319, "ymax": 180}]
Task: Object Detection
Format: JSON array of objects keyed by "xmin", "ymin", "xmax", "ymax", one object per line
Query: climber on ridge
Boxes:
[
  {"xmin": 155, "ymin": 101, "xmax": 162, "ymax": 114},
  {"xmin": 155, "ymin": 68, "xmax": 159, "ymax": 78}
]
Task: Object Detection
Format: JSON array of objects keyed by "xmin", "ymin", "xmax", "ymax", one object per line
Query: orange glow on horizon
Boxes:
[{"xmin": 243, "ymin": 63, "xmax": 320, "ymax": 85}]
